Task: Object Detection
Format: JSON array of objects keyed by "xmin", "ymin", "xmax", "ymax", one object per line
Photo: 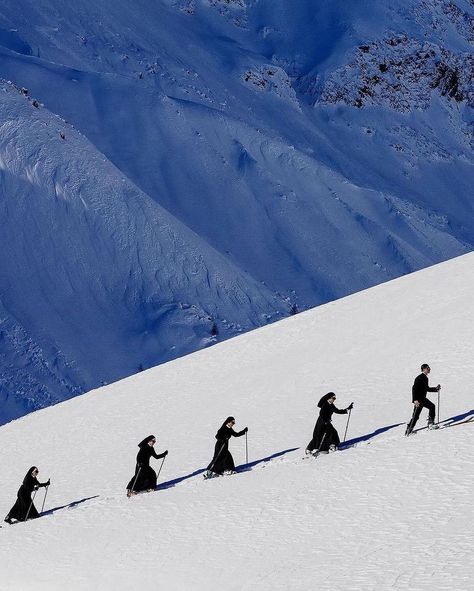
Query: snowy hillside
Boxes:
[
  {"xmin": 0, "ymin": 253, "xmax": 473, "ymax": 590},
  {"xmin": 1, "ymin": 0, "xmax": 473, "ymax": 420},
  {"xmin": 0, "ymin": 81, "xmax": 287, "ymax": 423}
]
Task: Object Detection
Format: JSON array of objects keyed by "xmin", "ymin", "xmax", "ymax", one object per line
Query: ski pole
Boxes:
[
  {"xmin": 406, "ymin": 405, "xmax": 418, "ymax": 436},
  {"xmin": 314, "ymin": 429, "xmax": 328, "ymax": 459},
  {"xmin": 343, "ymin": 409, "xmax": 352, "ymax": 443},
  {"xmin": 40, "ymin": 484, "xmax": 49, "ymax": 514},
  {"xmin": 437, "ymin": 389, "xmax": 440, "ymax": 425},
  {"xmin": 25, "ymin": 489, "xmax": 38, "ymax": 521},
  {"xmin": 245, "ymin": 431, "xmax": 248, "ymax": 464},
  {"xmin": 156, "ymin": 455, "xmax": 166, "ymax": 486},
  {"xmin": 129, "ymin": 465, "xmax": 142, "ymax": 496},
  {"xmin": 208, "ymin": 441, "xmax": 226, "ymax": 474}
]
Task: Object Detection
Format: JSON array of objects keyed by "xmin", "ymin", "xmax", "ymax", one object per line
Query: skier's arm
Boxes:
[
  {"xmin": 33, "ymin": 478, "xmax": 50, "ymax": 489},
  {"xmin": 427, "ymin": 384, "xmax": 441, "ymax": 392},
  {"xmin": 333, "ymin": 407, "xmax": 347, "ymax": 415},
  {"xmin": 151, "ymin": 448, "xmax": 168, "ymax": 459},
  {"xmin": 231, "ymin": 427, "xmax": 248, "ymax": 437}
]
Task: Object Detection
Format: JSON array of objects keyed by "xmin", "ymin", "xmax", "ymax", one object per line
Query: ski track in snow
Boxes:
[{"xmin": 0, "ymin": 254, "xmax": 473, "ymax": 589}]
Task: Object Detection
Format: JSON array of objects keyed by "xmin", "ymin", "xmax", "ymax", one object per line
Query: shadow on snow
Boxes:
[
  {"xmin": 157, "ymin": 448, "xmax": 299, "ymax": 490},
  {"xmin": 413, "ymin": 407, "xmax": 474, "ymax": 433},
  {"xmin": 35, "ymin": 408, "xmax": 474, "ymax": 513},
  {"xmin": 339, "ymin": 422, "xmax": 404, "ymax": 450},
  {"xmin": 42, "ymin": 495, "xmax": 99, "ymax": 516},
  {"xmin": 236, "ymin": 447, "xmax": 300, "ymax": 472},
  {"xmin": 441, "ymin": 408, "xmax": 474, "ymax": 425}
]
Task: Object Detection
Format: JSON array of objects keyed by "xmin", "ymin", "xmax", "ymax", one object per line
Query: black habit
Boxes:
[
  {"xmin": 6, "ymin": 467, "xmax": 49, "ymax": 522},
  {"xmin": 126, "ymin": 436, "xmax": 167, "ymax": 493},
  {"xmin": 306, "ymin": 394, "xmax": 348, "ymax": 452},
  {"xmin": 207, "ymin": 418, "xmax": 246, "ymax": 475}
]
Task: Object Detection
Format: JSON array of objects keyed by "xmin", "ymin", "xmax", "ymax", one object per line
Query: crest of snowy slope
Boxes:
[
  {"xmin": 0, "ymin": 253, "xmax": 473, "ymax": 590},
  {"xmin": 0, "ymin": 81, "xmax": 287, "ymax": 423},
  {"xmin": 0, "ymin": 0, "xmax": 473, "ymax": 419}
]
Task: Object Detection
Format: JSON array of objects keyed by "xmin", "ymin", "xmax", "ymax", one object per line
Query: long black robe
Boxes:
[
  {"xmin": 126, "ymin": 436, "xmax": 167, "ymax": 493},
  {"xmin": 207, "ymin": 423, "xmax": 246, "ymax": 475},
  {"xmin": 306, "ymin": 395, "xmax": 348, "ymax": 452},
  {"xmin": 6, "ymin": 468, "xmax": 49, "ymax": 522}
]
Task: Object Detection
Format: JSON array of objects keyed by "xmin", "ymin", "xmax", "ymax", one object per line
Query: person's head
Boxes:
[
  {"xmin": 225, "ymin": 416, "xmax": 236, "ymax": 428},
  {"xmin": 139, "ymin": 435, "xmax": 157, "ymax": 448},
  {"xmin": 30, "ymin": 467, "xmax": 39, "ymax": 477},
  {"xmin": 421, "ymin": 364, "xmax": 431, "ymax": 374},
  {"xmin": 317, "ymin": 392, "xmax": 336, "ymax": 408}
]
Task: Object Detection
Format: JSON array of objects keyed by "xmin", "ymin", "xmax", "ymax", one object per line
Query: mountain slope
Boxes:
[
  {"xmin": 0, "ymin": 252, "xmax": 473, "ymax": 590},
  {"xmin": 0, "ymin": 0, "xmax": 473, "ymax": 419},
  {"xmin": 0, "ymin": 81, "xmax": 287, "ymax": 423}
]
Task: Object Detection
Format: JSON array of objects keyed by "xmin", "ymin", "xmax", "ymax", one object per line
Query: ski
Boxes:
[
  {"xmin": 127, "ymin": 488, "xmax": 160, "ymax": 498},
  {"xmin": 441, "ymin": 417, "xmax": 474, "ymax": 429},
  {"xmin": 203, "ymin": 470, "xmax": 237, "ymax": 480},
  {"xmin": 408, "ymin": 416, "xmax": 474, "ymax": 435}
]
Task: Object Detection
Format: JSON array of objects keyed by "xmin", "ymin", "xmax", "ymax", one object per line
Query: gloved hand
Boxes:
[
  {"xmin": 46, "ymin": 479, "xmax": 51, "ymax": 486},
  {"xmin": 436, "ymin": 384, "xmax": 441, "ymax": 391},
  {"xmin": 244, "ymin": 427, "xmax": 249, "ymax": 433},
  {"xmin": 163, "ymin": 450, "xmax": 169, "ymax": 456},
  {"xmin": 347, "ymin": 402, "xmax": 354, "ymax": 411}
]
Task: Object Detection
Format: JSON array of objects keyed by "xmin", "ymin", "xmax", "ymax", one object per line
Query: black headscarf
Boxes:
[
  {"xmin": 221, "ymin": 416, "xmax": 235, "ymax": 428},
  {"xmin": 317, "ymin": 393, "xmax": 335, "ymax": 408},
  {"xmin": 138, "ymin": 435, "xmax": 156, "ymax": 448}
]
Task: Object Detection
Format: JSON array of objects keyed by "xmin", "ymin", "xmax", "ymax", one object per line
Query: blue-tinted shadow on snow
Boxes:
[
  {"xmin": 42, "ymin": 495, "xmax": 99, "ymax": 516},
  {"xmin": 157, "ymin": 448, "xmax": 299, "ymax": 490},
  {"xmin": 414, "ymin": 408, "xmax": 474, "ymax": 432},
  {"xmin": 157, "ymin": 468, "xmax": 206, "ymax": 490},
  {"xmin": 236, "ymin": 447, "xmax": 299, "ymax": 473},
  {"xmin": 339, "ymin": 422, "xmax": 404, "ymax": 450},
  {"xmin": 441, "ymin": 408, "xmax": 474, "ymax": 425}
]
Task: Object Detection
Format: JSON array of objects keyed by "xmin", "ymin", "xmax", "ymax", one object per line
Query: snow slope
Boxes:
[
  {"xmin": 0, "ymin": 0, "xmax": 473, "ymax": 420},
  {"xmin": 0, "ymin": 253, "xmax": 473, "ymax": 590}
]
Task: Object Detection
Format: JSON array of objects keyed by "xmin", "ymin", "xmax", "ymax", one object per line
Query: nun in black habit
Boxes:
[
  {"xmin": 4, "ymin": 467, "xmax": 50, "ymax": 524},
  {"xmin": 306, "ymin": 393, "xmax": 353, "ymax": 454},
  {"xmin": 205, "ymin": 417, "xmax": 248, "ymax": 477},
  {"xmin": 126, "ymin": 435, "xmax": 168, "ymax": 496}
]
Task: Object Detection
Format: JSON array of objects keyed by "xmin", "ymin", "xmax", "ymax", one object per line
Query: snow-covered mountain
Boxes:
[
  {"xmin": 0, "ymin": 81, "xmax": 288, "ymax": 423},
  {"xmin": 0, "ymin": 0, "xmax": 473, "ymax": 422},
  {"xmin": 0, "ymin": 253, "xmax": 473, "ymax": 590}
]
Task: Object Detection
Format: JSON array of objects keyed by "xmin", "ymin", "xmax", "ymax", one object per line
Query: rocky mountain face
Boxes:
[{"xmin": 0, "ymin": 0, "xmax": 472, "ymax": 422}]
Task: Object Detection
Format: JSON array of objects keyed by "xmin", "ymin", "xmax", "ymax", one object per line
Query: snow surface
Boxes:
[
  {"xmin": 0, "ymin": 253, "xmax": 473, "ymax": 590},
  {"xmin": 0, "ymin": 0, "xmax": 473, "ymax": 420}
]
